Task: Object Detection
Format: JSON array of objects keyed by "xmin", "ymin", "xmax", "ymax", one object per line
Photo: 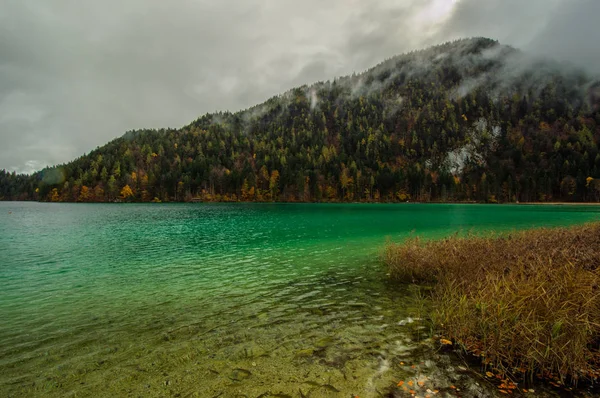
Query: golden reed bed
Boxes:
[{"xmin": 384, "ymin": 223, "xmax": 600, "ymax": 386}]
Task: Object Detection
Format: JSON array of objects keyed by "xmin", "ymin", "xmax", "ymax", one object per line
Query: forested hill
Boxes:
[{"xmin": 2, "ymin": 37, "xmax": 600, "ymax": 203}]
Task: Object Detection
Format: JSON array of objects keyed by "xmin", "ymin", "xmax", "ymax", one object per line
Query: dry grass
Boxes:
[{"xmin": 384, "ymin": 223, "xmax": 600, "ymax": 384}]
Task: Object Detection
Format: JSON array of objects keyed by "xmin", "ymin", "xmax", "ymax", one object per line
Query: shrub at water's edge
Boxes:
[{"xmin": 384, "ymin": 223, "xmax": 600, "ymax": 385}]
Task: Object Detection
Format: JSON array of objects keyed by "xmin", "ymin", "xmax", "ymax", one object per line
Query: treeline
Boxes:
[{"xmin": 2, "ymin": 38, "xmax": 600, "ymax": 203}]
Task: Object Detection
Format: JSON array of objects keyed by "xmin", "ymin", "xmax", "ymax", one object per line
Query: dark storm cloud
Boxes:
[{"xmin": 0, "ymin": 0, "xmax": 597, "ymax": 174}]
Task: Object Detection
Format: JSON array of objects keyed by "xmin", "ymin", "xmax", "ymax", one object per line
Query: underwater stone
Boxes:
[
  {"xmin": 228, "ymin": 368, "xmax": 252, "ymax": 381},
  {"xmin": 238, "ymin": 342, "xmax": 267, "ymax": 359},
  {"xmin": 295, "ymin": 349, "xmax": 315, "ymax": 358},
  {"xmin": 315, "ymin": 336, "xmax": 334, "ymax": 349}
]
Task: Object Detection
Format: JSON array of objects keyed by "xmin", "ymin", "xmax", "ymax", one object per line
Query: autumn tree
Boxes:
[
  {"xmin": 50, "ymin": 188, "xmax": 60, "ymax": 202},
  {"xmin": 94, "ymin": 185, "xmax": 105, "ymax": 202},
  {"xmin": 120, "ymin": 184, "xmax": 134, "ymax": 201},
  {"xmin": 78, "ymin": 185, "xmax": 91, "ymax": 202},
  {"xmin": 340, "ymin": 165, "xmax": 353, "ymax": 200},
  {"xmin": 269, "ymin": 170, "xmax": 280, "ymax": 201}
]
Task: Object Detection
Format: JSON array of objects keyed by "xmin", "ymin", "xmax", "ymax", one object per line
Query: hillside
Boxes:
[{"xmin": 2, "ymin": 37, "xmax": 600, "ymax": 203}]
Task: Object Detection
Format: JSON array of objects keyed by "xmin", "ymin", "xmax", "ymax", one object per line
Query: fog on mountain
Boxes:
[{"xmin": 1, "ymin": 38, "xmax": 599, "ymax": 203}]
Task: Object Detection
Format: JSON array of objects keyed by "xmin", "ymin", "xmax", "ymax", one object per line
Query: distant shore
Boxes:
[
  {"xmin": 2, "ymin": 198, "xmax": 600, "ymax": 205},
  {"xmin": 515, "ymin": 201, "xmax": 600, "ymax": 205}
]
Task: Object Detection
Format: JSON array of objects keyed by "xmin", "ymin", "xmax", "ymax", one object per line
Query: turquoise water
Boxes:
[{"xmin": 1, "ymin": 202, "xmax": 599, "ymax": 397}]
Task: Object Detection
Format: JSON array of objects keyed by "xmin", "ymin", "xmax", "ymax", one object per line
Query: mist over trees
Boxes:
[{"xmin": 2, "ymin": 38, "xmax": 600, "ymax": 203}]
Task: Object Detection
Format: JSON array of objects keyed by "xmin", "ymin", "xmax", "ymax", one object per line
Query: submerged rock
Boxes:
[
  {"xmin": 295, "ymin": 349, "xmax": 315, "ymax": 358},
  {"xmin": 228, "ymin": 368, "xmax": 252, "ymax": 381},
  {"xmin": 315, "ymin": 336, "xmax": 334, "ymax": 349},
  {"xmin": 321, "ymin": 383, "xmax": 341, "ymax": 393},
  {"xmin": 237, "ymin": 342, "xmax": 267, "ymax": 359}
]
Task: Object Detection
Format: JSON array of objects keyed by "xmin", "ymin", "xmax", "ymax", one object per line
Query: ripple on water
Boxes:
[{"xmin": 2, "ymin": 202, "xmax": 600, "ymax": 397}]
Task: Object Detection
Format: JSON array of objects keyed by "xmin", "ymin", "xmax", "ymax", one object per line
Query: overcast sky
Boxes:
[{"xmin": 1, "ymin": 0, "xmax": 598, "ymax": 174}]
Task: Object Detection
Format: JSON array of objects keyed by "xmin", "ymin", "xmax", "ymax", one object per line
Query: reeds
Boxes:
[{"xmin": 384, "ymin": 223, "xmax": 600, "ymax": 384}]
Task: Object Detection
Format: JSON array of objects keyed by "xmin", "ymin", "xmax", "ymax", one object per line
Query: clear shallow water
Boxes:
[{"xmin": 1, "ymin": 202, "xmax": 599, "ymax": 397}]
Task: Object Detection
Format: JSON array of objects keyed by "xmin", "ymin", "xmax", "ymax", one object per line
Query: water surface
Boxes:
[{"xmin": 1, "ymin": 203, "xmax": 599, "ymax": 397}]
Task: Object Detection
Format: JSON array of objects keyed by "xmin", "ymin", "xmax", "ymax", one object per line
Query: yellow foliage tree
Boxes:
[
  {"xmin": 79, "ymin": 185, "xmax": 90, "ymax": 202},
  {"xmin": 120, "ymin": 184, "xmax": 134, "ymax": 200},
  {"xmin": 94, "ymin": 185, "xmax": 105, "ymax": 202},
  {"xmin": 50, "ymin": 188, "xmax": 60, "ymax": 202},
  {"xmin": 141, "ymin": 174, "xmax": 149, "ymax": 190},
  {"xmin": 269, "ymin": 170, "xmax": 280, "ymax": 200},
  {"xmin": 396, "ymin": 190, "xmax": 410, "ymax": 202},
  {"xmin": 241, "ymin": 179, "xmax": 251, "ymax": 201},
  {"xmin": 325, "ymin": 185, "xmax": 337, "ymax": 201},
  {"xmin": 586, "ymin": 177, "xmax": 594, "ymax": 187}
]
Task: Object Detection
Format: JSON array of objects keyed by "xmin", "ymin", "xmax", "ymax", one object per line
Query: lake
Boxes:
[{"xmin": 1, "ymin": 202, "xmax": 599, "ymax": 397}]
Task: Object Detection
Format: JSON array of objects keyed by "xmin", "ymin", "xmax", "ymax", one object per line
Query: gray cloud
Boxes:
[
  {"xmin": 434, "ymin": 0, "xmax": 600, "ymax": 73},
  {"xmin": 0, "ymin": 0, "xmax": 598, "ymax": 173}
]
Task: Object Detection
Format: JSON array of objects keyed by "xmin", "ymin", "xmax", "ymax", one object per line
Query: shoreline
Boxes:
[
  {"xmin": 2, "ymin": 199, "xmax": 600, "ymax": 205},
  {"xmin": 513, "ymin": 201, "xmax": 600, "ymax": 206}
]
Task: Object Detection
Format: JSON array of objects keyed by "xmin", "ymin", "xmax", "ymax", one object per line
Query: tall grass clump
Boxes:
[{"xmin": 384, "ymin": 223, "xmax": 600, "ymax": 384}]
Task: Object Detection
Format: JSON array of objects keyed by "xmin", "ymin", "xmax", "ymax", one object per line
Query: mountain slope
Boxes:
[{"xmin": 2, "ymin": 37, "xmax": 600, "ymax": 203}]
